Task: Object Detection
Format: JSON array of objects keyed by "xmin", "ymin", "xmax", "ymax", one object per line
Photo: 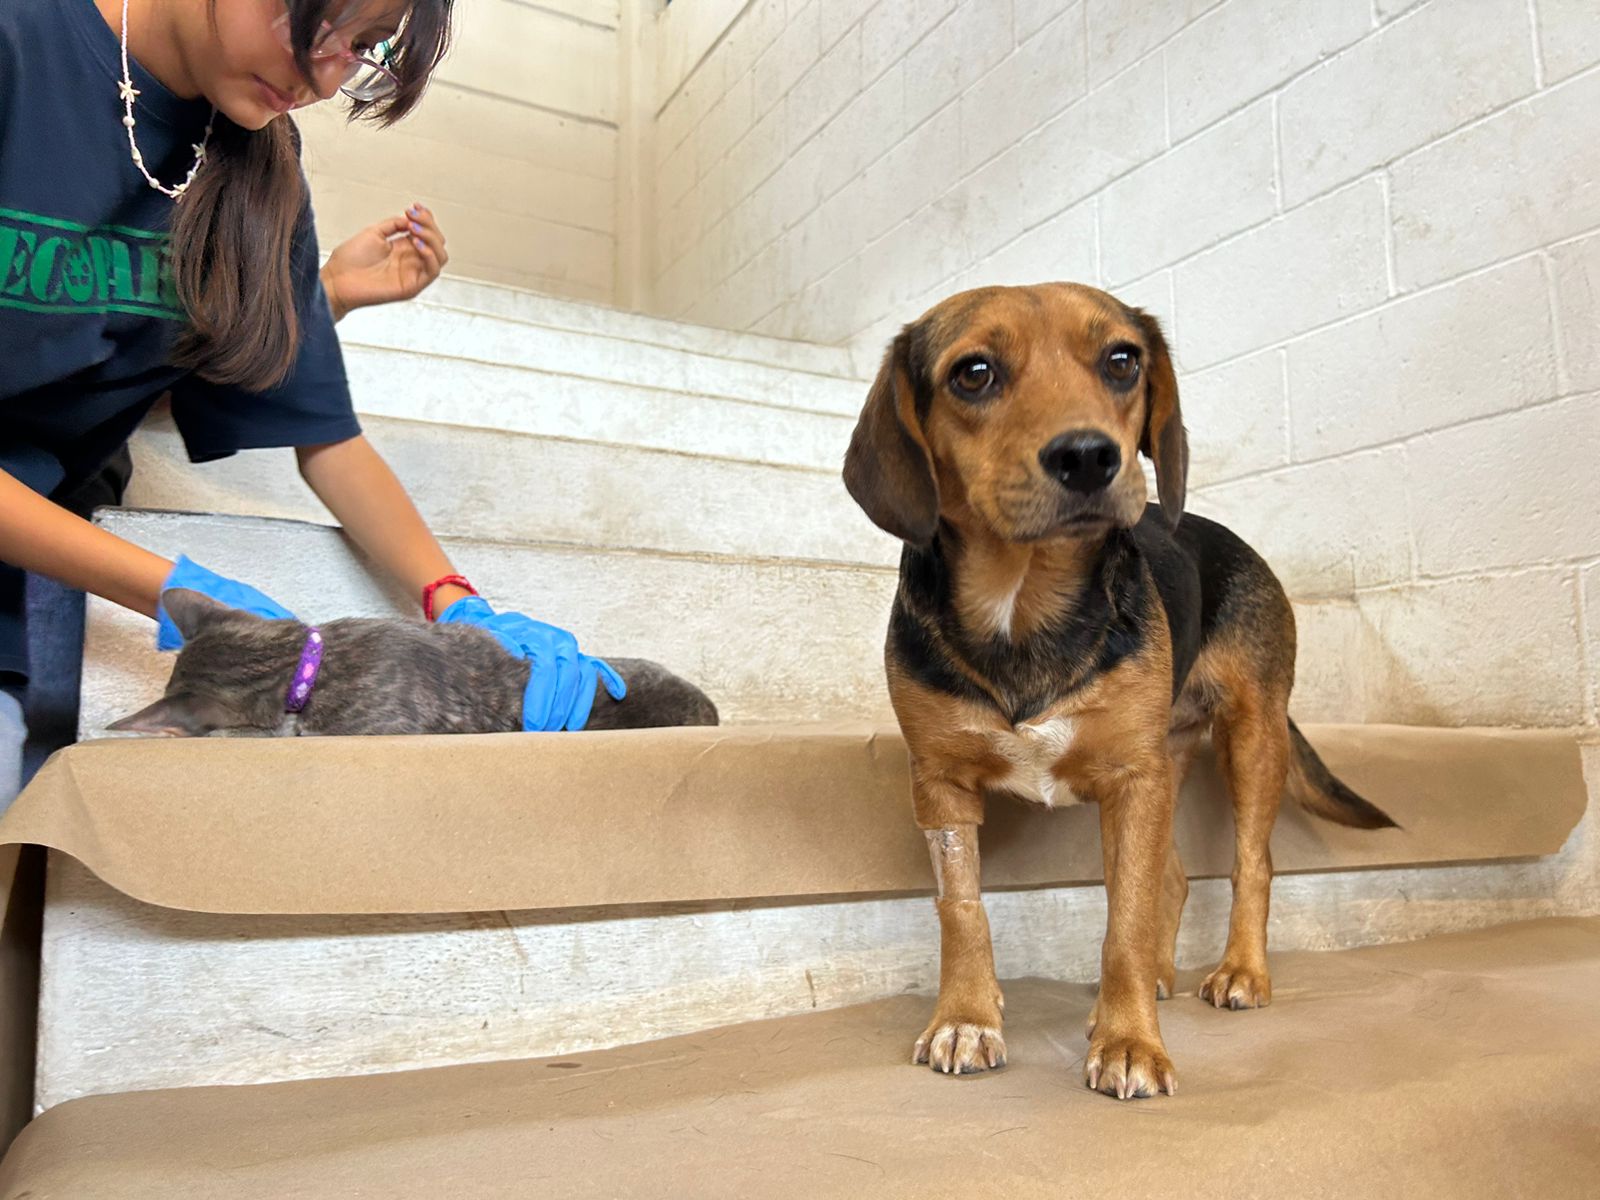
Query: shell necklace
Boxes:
[{"xmin": 117, "ymin": 0, "xmax": 215, "ymax": 200}]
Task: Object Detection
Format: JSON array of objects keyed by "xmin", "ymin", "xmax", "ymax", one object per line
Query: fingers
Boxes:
[
  {"xmin": 563, "ymin": 659, "xmax": 602, "ymax": 733},
  {"xmin": 521, "ymin": 669, "xmax": 558, "ymax": 733},
  {"xmin": 519, "ymin": 639, "xmax": 582, "ymax": 732},
  {"xmin": 595, "ymin": 658, "xmax": 627, "ymax": 702},
  {"xmin": 545, "ymin": 648, "xmax": 584, "ymax": 733},
  {"xmin": 404, "ymin": 237, "xmax": 442, "ymax": 291},
  {"xmin": 557, "ymin": 658, "xmax": 624, "ymax": 731},
  {"xmin": 474, "ymin": 610, "xmax": 608, "ymax": 733},
  {"xmin": 406, "ymin": 203, "xmax": 448, "ymax": 271}
]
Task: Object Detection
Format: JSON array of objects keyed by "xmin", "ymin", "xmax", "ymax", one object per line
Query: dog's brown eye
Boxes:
[
  {"xmin": 1102, "ymin": 345, "xmax": 1141, "ymax": 389},
  {"xmin": 949, "ymin": 355, "xmax": 999, "ymax": 400}
]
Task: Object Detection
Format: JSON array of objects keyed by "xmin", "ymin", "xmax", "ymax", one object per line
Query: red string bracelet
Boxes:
[{"xmin": 422, "ymin": 573, "xmax": 478, "ymax": 622}]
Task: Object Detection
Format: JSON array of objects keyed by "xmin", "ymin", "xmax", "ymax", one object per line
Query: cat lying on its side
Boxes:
[{"xmin": 110, "ymin": 589, "xmax": 719, "ymax": 737}]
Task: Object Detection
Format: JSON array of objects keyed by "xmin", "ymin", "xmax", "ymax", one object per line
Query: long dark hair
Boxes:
[{"xmin": 170, "ymin": 0, "xmax": 453, "ymax": 391}]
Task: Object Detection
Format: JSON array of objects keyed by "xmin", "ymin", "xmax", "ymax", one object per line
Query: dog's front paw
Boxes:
[
  {"xmin": 1199, "ymin": 959, "xmax": 1271, "ymax": 1009},
  {"xmin": 913, "ymin": 1014, "xmax": 1007, "ymax": 1075},
  {"xmin": 1085, "ymin": 1029, "xmax": 1176, "ymax": 1100}
]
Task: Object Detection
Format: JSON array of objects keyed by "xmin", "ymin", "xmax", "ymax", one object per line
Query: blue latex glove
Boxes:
[
  {"xmin": 156, "ymin": 556, "xmax": 297, "ymax": 651},
  {"xmin": 437, "ymin": 597, "xmax": 625, "ymax": 732}
]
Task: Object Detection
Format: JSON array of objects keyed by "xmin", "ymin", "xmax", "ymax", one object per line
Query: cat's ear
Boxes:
[
  {"xmin": 106, "ymin": 692, "xmax": 239, "ymax": 737},
  {"xmin": 159, "ymin": 588, "xmax": 246, "ymax": 642}
]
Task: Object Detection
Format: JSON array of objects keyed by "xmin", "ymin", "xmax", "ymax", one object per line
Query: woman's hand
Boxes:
[
  {"xmin": 294, "ymin": 438, "xmax": 626, "ymax": 730},
  {"xmin": 156, "ymin": 558, "xmax": 297, "ymax": 650},
  {"xmin": 320, "ymin": 203, "xmax": 449, "ymax": 321},
  {"xmin": 436, "ymin": 598, "xmax": 626, "ymax": 732}
]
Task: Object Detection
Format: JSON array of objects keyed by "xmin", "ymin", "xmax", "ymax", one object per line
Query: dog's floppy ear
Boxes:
[
  {"xmin": 1134, "ymin": 311, "xmax": 1188, "ymax": 528},
  {"xmin": 843, "ymin": 331, "xmax": 939, "ymax": 545}
]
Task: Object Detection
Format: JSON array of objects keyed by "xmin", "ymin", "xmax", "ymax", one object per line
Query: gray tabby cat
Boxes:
[{"xmin": 110, "ymin": 588, "xmax": 719, "ymax": 737}]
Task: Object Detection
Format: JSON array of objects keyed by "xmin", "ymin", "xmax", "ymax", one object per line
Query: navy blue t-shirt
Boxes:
[{"xmin": 0, "ymin": 0, "xmax": 361, "ymax": 678}]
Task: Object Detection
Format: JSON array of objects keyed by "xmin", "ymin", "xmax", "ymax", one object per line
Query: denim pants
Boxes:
[
  {"xmin": 0, "ymin": 682, "xmax": 21, "ymax": 817},
  {"xmin": 0, "ymin": 573, "xmax": 87, "ymax": 816}
]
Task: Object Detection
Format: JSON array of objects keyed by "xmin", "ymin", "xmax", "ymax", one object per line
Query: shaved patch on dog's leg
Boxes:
[
  {"xmin": 914, "ymin": 825, "xmax": 1007, "ymax": 1075},
  {"xmin": 924, "ymin": 827, "xmax": 959, "ymax": 900}
]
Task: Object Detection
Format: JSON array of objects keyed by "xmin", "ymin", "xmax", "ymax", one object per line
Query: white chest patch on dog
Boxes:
[
  {"xmin": 981, "ymin": 575, "xmax": 1028, "ymax": 640},
  {"xmin": 986, "ymin": 716, "xmax": 1081, "ymax": 807}
]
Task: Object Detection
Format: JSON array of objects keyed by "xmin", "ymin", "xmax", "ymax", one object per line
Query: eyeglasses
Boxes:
[{"xmin": 270, "ymin": 9, "xmax": 401, "ymax": 102}]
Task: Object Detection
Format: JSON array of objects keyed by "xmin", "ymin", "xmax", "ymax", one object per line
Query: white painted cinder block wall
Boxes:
[
  {"xmin": 298, "ymin": 0, "xmax": 623, "ymax": 300},
  {"xmin": 647, "ymin": 0, "xmax": 1600, "ymax": 734}
]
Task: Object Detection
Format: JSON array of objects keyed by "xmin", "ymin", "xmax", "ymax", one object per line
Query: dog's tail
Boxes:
[{"xmin": 1285, "ymin": 719, "xmax": 1399, "ymax": 830}]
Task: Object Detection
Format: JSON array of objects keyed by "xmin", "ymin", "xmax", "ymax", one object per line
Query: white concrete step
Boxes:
[
  {"xmin": 329, "ymin": 281, "xmax": 870, "ymax": 472},
  {"xmin": 415, "ymin": 275, "xmax": 866, "ymax": 385},
  {"xmin": 338, "ymin": 341, "xmax": 857, "ymax": 471},
  {"xmin": 339, "ymin": 291, "xmax": 864, "ymax": 421},
  {"xmin": 126, "ymin": 411, "xmax": 897, "ymax": 569},
  {"xmin": 80, "ymin": 509, "xmax": 898, "ymax": 738}
]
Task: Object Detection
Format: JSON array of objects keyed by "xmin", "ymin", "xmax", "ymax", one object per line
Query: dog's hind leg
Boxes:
[
  {"xmin": 1155, "ymin": 732, "xmax": 1199, "ymax": 1001},
  {"xmin": 1201, "ymin": 691, "xmax": 1289, "ymax": 1010},
  {"xmin": 1156, "ymin": 839, "xmax": 1188, "ymax": 1001}
]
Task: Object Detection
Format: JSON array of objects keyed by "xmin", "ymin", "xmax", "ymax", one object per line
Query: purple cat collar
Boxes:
[{"xmin": 284, "ymin": 627, "xmax": 324, "ymax": 714}]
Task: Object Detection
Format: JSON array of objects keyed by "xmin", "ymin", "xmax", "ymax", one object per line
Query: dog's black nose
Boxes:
[{"xmin": 1039, "ymin": 431, "xmax": 1121, "ymax": 494}]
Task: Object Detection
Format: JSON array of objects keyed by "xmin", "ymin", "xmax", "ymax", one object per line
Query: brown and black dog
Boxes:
[{"xmin": 844, "ymin": 283, "xmax": 1395, "ymax": 1101}]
